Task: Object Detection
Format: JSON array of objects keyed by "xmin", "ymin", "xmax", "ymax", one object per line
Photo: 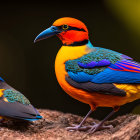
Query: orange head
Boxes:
[{"xmin": 34, "ymin": 17, "xmax": 89, "ymax": 46}]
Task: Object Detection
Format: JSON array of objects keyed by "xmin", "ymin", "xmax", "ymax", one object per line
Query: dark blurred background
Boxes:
[{"xmin": 0, "ymin": 0, "xmax": 140, "ymax": 120}]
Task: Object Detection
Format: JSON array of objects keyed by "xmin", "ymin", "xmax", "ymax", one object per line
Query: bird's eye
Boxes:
[{"xmin": 62, "ymin": 24, "xmax": 69, "ymax": 30}]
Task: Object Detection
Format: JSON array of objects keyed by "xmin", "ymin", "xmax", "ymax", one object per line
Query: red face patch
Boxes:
[{"xmin": 53, "ymin": 17, "xmax": 89, "ymax": 45}]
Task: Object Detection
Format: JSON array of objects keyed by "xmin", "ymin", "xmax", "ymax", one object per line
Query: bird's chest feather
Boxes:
[
  {"xmin": 55, "ymin": 45, "xmax": 91, "ymax": 84},
  {"xmin": 55, "ymin": 45, "xmax": 93, "ymax": 103}
]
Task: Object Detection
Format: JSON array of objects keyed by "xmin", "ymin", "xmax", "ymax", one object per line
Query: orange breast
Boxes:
[{"xmin": 55, "ymin": 45, "xmax": 140, "ymax": 109}]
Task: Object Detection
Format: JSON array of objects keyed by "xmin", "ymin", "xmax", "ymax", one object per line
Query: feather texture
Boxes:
[
  {"xmin": 0, "ymin": 100, "xmax": 41, "ymax": 120},
  {"xmin": 109, "ymin": 60, "xmax": 140, "ymax": 73},
  {"xmin": 78, "ymin": 59, "xmax": 111, "ymax": 69},
  {"xmin": 65, "ymin": 43, "xmax": 138, "ymax": 83},
  {"xmin": 65, "ymin": 76, "xmax": 126, "ymax": 96},
  {"xmin": 0, "ymin": 81, "xmax": 42, "ymax": 121},
  {"xmin": 65, "ymin": 46, "xmax": 128, "ymax": 75},
  {"xmin": 65, "ymin": 45, "xmax": 140, "ymax": 84}
]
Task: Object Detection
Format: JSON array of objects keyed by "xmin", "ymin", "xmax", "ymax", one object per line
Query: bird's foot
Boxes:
[
  {"xmin": 88, "ymin": 123, "xmax": 113, "ymax": 134},
  {"xmin": 66, "ymin": 124, "xmax": 93, "ymax": 132},
  {"xmin": 66, "ymin": 122, "xmax": 113, "ymax": 133}
]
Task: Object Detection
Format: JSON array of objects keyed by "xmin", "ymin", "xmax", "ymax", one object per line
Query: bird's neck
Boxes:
[
  {"xmin": 62, "ymin": 39, "xmax": 94, "ymax": 48},
  {"xmin": 55, "ymin": 40, "xmax": 94, "ymax": 67},
  {"xmin": 63, "ymin": 39, "xmax": 89, "ymax": 46}
]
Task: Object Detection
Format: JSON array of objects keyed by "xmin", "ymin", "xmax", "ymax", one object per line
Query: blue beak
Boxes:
[{"xmin": 34, "ymin": 26, "xmax": 61, "ymax": 43}]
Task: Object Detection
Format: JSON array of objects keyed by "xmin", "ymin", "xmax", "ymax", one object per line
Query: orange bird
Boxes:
[{"xmin": 34, "ymin": 17, "xmax": 140, "ymax": 133}]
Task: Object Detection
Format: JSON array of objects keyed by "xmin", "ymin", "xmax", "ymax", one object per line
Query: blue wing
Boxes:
[
  {"xmin": 92, "ymin": 60, "xmax": 140, "ymax": 83},
  {"xmin": 65, "ymin": 45, "xmax": 140, "ymax": 96},
  {"xmin": 78, "ymin": 59, "xmax": 111, "ymax": 69},
  {"xmin": 67, "ymin": 60, "xmax": 140, "ymax": 84},
  {"xmin": 65, "ymin": 47, "xmax": 140, "ymax": 84}
]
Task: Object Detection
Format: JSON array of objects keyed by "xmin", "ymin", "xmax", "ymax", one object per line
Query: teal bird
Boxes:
[
  {"xmin": 34, "ymin": 17, "xmax": 140, "ymax": 133},
  {"xmin": 0, "ymin": 77, "xmax": 42, "ymax": 122}
]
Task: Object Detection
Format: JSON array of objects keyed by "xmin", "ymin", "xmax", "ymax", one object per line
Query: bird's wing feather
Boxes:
[
  {"xmin": 65, "ymin": 47, "xmax": 129, "ymax": 82},
  {"xmin": 0, "ymin": 82, "xmax": 42, "ymax": 120},
  {"xmin": 92, "ymin": 60, "xmax": 140, "ymax": 83},
  {"xmin": 109, "ymin": 60, "xmax": 140, "ymax": 73},
  {"xmin": 65, "ymin": 48, "xmax": 140, "ymax": 96},
  {"xmin": 0, "ymin": 100, "xmax": 40, "ymax": 120},
  {"xmin": 66, "ymin": 76, "xmax": 126, "ymax": 96},
  {"xmin": 78, "ymin": 59, "xmax": 111, "ymax": 69},
  {"xmin": 65, "ymin": 47, "xmax": 129, "ymax": 76}
]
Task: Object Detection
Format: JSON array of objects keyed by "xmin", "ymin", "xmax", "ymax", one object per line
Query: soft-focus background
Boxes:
[{"xmin": 1, "ymin": 0, "xmax": 140, "ymax": 120}]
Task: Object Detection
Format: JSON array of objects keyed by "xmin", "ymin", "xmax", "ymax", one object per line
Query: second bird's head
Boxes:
[{"xmin": 34, "ymin": 17, "xmax": 89, "ymax": 46}]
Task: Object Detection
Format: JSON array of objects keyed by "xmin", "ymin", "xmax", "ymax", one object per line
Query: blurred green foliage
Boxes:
[
  {"xmin": 106, "ymin": 0, "xmax": 140, "ymax": 43},
  {"xmin": 105, "ymin": 0, "xmax": 140, "ymax": 115}
]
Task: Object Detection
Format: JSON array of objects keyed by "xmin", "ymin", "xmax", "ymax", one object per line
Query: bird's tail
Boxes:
[{"xmin": 24, "ymin": 106, "xmax": 42, "ymax": 121}]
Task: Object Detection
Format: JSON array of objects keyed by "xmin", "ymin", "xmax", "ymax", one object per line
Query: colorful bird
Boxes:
[
  {"xmin": 0, "ymin": 77, "xmax": 42, "ymax": 122},
  {"xmin": 34, "ymin": 17, "xmax": 140, "ymax": 133}
]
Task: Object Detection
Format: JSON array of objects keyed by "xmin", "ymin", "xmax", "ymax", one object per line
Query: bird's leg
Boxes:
[
  {"xmin": 66, "ymin": 109, "xmax": 93, "ymax": 131},
  {"xmin": 88, "ymin": 106, "xmax": 120, "ymax": 134}
]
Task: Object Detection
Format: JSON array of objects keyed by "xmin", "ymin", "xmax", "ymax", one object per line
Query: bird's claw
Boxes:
[
  {"xmin": 66, "ymin": 124, "xmax": 93, "ymax": 131},
  {"xmin": 66, "ymin": 122, "xmax": 113, "ymax": 133},
  {"xmin": 88, "ymin": 124, "xmax": 113, "ymax": 134}
]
